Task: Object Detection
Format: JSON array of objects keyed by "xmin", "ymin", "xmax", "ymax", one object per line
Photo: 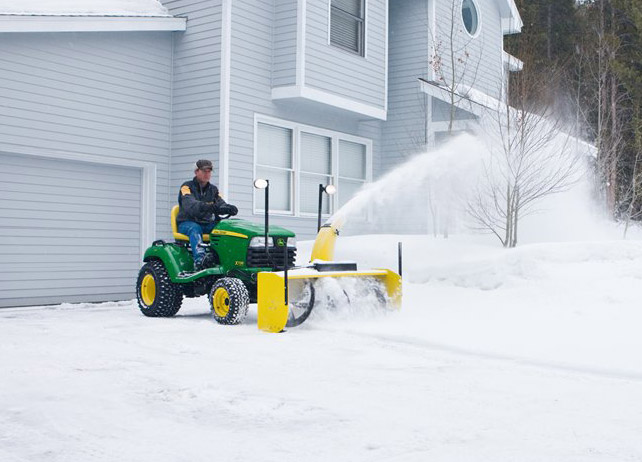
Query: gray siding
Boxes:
[
  {"xmin": 0, "ymin": 31, "xmax": 174, "ymax": 240},
  {"xmin": 273, "ymin": 0, "xmax": 298, "ymax": 87},
  {"xmin": 381, "ymin": 0, "xmax": 430, "ymax": 173},
  {"xmin": 229, "ymin": 0, "xmax": 379, "ymax": 240},
  {"xmin": 164, "ymin": 0, "xmax": 222, "ymax": 222},
  {"xmin": 304, "ymin": 0, "xmax": 386, "ymax": 110},
  {"xmin": 0, "ymin": 153, "xmax": 142, "ymax": 307},
  {"xmin": 433, "ymin": 0, "xmax": 504, "ymax": 99}
]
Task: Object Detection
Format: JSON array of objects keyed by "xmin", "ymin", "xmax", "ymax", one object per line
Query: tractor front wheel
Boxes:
[
  {"xmin": 136, "ymin": 260, "xmax": 183, "ymax": 317},
  {"xmin": 209, "ymin": 278, "xmax": 250, "ymax": 325}
]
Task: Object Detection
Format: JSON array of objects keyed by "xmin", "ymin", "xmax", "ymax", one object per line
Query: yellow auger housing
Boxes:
[{"xmin": 257, "ymin": 219, "xmax": 402, "ymax": 333}]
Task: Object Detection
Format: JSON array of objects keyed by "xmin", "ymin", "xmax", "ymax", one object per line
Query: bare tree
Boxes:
[
  {"xmin": 428, "ymin": 0, "xmax": 483, "ymax": 135},
  {"xmin": 468, "ymin": 63, "xmax": 584, "ymax": 247}
]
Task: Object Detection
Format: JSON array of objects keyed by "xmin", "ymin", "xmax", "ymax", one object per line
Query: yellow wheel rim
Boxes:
[
  {"xmin": 141, "ymin": 274, "xmax": 156, "ymax": 306},
  {"xmin": 212, "ymin": 287, "xmax": 230, "ymax": 317}
]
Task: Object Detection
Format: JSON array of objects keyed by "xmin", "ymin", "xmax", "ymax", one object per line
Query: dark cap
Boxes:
[{"xmin": 195, "ymin": 159, "xmax": 213, "ymax": 171}]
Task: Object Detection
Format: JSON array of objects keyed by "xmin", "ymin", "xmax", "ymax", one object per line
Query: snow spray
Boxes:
[{"xmin": 329, "ymin": 133, "xmax": 615, "ymax": 243}]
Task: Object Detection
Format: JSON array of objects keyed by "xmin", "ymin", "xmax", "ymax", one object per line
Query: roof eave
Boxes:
[{"xmin": 0, "ymin": 15, "xmax": 186, "ymax": 33}]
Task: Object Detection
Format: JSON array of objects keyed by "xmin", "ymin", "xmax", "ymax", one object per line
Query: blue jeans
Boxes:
[{"xmin": 178, "ymin": 221, "xmax": 216, "ymax": 264}]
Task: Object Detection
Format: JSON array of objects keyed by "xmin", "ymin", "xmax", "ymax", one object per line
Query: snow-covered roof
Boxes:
[
  {"xmin": 0, "ymin": 0, "xmax": 171, "ymax": 17},
  {"xmin": 496, "ymin": 0, "xmax": 523, "ymax": 34},
  {"xmin": 0, "ymin": 1, "xmax": 186, "ymax": 33}
]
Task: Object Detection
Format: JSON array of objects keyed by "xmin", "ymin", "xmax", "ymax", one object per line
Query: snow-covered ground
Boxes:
[
  {"xmin": 2, "ymin": 134, "xmax": 642, "ymax": 460},
  {"xmin": 2, "ymin": 234, "xmax": 642, "ymax": 462}
]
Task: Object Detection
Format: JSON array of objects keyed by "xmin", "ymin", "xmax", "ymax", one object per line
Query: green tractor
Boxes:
[
  {"xmin": 136, "ymin": 205, "xmax": 402, "ymax": 332},
  {"xmin": 136, "ymin": 205, "xmax": 299, "ymax": 325}
]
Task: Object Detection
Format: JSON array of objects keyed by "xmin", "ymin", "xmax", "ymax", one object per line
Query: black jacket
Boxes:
[{"xmin": 176, "ymin": 178, "xmax": 228, "ymax": 225}]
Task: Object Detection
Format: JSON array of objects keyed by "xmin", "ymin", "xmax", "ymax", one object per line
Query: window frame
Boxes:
[
  {"xmin": 461, "ymin": 0, "xmax": 481, "ymax": 38},
  {"xmin": 253, "ymin": 115, "xmax": 373, "ymax": 218},
  {"xmin": 328, "ymin": 0, "xmax": 367, "ymax": 57}
]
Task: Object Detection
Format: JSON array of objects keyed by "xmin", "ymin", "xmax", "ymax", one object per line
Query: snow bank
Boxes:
[{"xmin": 0, "ymin": 0, "xmax": 170, "ymax": 17}]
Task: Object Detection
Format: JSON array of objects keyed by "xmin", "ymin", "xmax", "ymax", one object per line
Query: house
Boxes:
[{"xmin": 0, "ymin": 0, "xmax": 522, "ymax": 307}]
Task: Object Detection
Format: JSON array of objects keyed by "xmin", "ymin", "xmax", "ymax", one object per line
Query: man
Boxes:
[{"xmin": 177, "ymin": 159, "xmax": 238, "ymax": 269}]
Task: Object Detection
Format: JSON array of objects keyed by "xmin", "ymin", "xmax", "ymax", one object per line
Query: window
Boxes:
[
  {"xmin": 300, "ymin": 133, "xmax": 332, "ymax": 214},
  {"xmin": 338, "ymin": 140, "xmax": 366, "ymax": 208},
  {"xmin": 254, "ymin": 118, "xmax": 371, "ymax": 217},
  {"xmin": 462, "ymin": 0, "xmax": 479, "ymax": 36},
  {"xmin": 255, "ymin": 123, "xmax": 293, "ymax": 212},
  {"xmin": 330, "ymin": 0, "xmax": 365, "ymax": 56}
]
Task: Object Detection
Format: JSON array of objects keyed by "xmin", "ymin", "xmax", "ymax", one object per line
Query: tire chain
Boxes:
[
  {"xmin": 209, "ymin": 277, "xmax": 250, "ymax": 325},
  {"xmin": 137, "ymin": 260, "xmax": 183, "ymax": 317}
]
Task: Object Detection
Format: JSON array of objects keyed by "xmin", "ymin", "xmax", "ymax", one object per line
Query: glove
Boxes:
[
  {"xmin": 218, "ymin": 204, "xmax": 238, "ymax": 216},
  {"xmin": 203, "ymin": 202, "xmax": 218, "ymax": 214}
]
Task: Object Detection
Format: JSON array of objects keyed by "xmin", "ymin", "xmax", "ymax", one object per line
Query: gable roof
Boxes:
[{"xmin": 0, "ymin": 0, "xmax": 170, "ymax": 17}]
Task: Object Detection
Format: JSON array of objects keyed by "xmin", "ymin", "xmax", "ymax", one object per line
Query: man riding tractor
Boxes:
[{"xmin": 177, "ymin": 159, "xmax": 238, "ymax": 271}]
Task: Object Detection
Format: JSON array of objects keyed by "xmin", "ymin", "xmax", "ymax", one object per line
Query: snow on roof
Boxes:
[{"xmin": 0, "ymin": 0, "xmax": 171, "ymax": 17}]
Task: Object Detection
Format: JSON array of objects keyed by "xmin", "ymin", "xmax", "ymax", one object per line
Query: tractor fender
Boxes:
[{"xmin": 143, "ymin": 243, "xmax": 193, "ymax": 282}]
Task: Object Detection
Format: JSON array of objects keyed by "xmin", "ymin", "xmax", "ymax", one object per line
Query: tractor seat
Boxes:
[{"xmin": 171, "ymin": 205, "xmax": 210, "ymax": 242}]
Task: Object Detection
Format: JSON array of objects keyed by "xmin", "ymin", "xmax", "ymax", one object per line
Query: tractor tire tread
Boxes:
[
  {"xmin": 136, "ymin": 260, "xmax": 183, "ymax": 318},
  {"xmin": 209, "ymin": 277, "xmax": 250, "ymax": 325}
]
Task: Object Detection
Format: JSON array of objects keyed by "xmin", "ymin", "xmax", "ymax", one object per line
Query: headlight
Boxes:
[
  {"xmin": 249, "ymin": 236, "xmax": 267, "ymax": 248},
  {"xmin": 287, "ymin": 237, "xmax": 296, "ymax": 248}
]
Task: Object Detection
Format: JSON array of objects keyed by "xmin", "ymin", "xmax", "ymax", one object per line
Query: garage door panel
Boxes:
[
  {"xmin": 1, "ymin": 277, "xmax": 136, "ymax": 292},
  {"xmin": 0, "ymin": 172, "xmax": 141, "ymax": 193},
  {"xmin": 0, "ymin": 228, "xmax": 141, "ymax": 239},
  {"xmin": 1, "ymin": 269, "xmax": 137, "ymax": 282},
  {"xmin": 1, "ymin": 218, "xmax": 140, "ymax": 232},
  {"xmin": 2, "ymin": 201, "xmax": 140, "ymax": 216},
  {"xmin": 0, "ymin": 181, "xmax": 138, "ymax": 201},
  {"xmin": 1, "ymin": 208, "xmax": 141, "ymax": 223},
  {"xmin": 0, "ymin": 285, "xmax": 137, "ymax": 300},
  {"xmin": 0, "ymin": 154, "xmax": 143, "ymax": 179},
  {"xmin": 2, "ymin": 261, "xmax": 141, "ymax": 272},
  {"xmin": 1, "ymin": 253, "xmax": 140, "ymax": 265},
  {"xmin": 0, "ymin": 152, "xmax": 143, "ymax": 308},
  {"xmin": 1, "ymin": 190, "xmax": 136, "ymax": 208}
]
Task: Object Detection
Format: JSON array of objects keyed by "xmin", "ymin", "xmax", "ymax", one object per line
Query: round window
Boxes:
[{"xmin": 462, "ymin": 0, "xmax": 479, "ymax": 36}]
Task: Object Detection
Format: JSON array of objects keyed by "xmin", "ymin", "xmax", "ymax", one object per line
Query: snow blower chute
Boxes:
[{"xmin": 257, "ymin": 219, "xmax": 402, "ymax": 333}]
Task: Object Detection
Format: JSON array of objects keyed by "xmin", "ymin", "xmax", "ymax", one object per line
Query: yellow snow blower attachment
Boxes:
[{"xmin": 257, "ymin": 219, "xmax": 402, "ymax": 333}]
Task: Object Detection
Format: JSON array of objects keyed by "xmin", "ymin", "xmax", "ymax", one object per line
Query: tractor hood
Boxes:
[{"xmin": 215, "ymin": 218, "xmax": 295, "ymax": 238}]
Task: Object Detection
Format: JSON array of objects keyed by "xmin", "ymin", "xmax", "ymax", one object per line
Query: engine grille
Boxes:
[{"xmin": 246, "ymin": 247, "xmax": 296, "ymax": 269}]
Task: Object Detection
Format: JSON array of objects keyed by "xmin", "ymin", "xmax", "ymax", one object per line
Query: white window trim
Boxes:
[
  {"xmin": 253, "ymin": 114, "xmax": 373, "ymax": 219},
  {"xmin": 461, "ymin": 0, "xmax": 482, "ymax": 39},
  {"xmin": 2, "ymin": 146, "xmax": 156, "ymax": 260},
  {"xmin": 327, "ymin": 0, "xmax": 368, "ymax": 58}
]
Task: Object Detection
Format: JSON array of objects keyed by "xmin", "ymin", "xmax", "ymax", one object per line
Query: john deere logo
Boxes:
[{"xmin": 276, "ymin": 238, "xmax": 286, "ymax": 247}]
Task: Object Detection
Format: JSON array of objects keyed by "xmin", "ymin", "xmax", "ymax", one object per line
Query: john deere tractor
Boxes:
[{"xmin": 136, "ymin": 205, "xmax": 402, "ymax": 332}]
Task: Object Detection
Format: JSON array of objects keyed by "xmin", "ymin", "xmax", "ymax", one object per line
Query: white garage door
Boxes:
[{"xmin": 0, "ymin": 153, "xmax": 142, "ymax": 308}]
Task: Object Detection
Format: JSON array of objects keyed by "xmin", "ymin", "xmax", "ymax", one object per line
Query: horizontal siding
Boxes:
[
  {"xmin": 228, "ymin": 0, "xmax": 380, "ymax": 240},
  {"xmin": 433, "ymin": 0, "xmax": 504, "ymax": 99},
  {"xmin": 164, "ymin": 0, "xmax": 221, "ymax": 224},
  {"xmin": 304, "ymin": 0, "xmax": 386, "ymax": 110},
  {"xmin": 381, "ymin": 0, "xmax": 430, "ymax": 174},
  {"xmin": 0, "ymin": 153, "xmax": 142, "ymax": 307},
  {"xmin": 273, "ymin": 0, "xmax": 297, "ymax": 87},
  {"xmin": 0, "ymin": 31, "xmax": 173, "ymax": 243}
]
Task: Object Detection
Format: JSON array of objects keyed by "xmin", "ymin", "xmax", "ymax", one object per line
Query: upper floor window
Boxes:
[
  {"xmin": 462, "ymin": 0, "xmax": 480, "ymax": 36},
  {"xmin": 330, "ymin": 0, "xmax": 365, "ymax": 56}
]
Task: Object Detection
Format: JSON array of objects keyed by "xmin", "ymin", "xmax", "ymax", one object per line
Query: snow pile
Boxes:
[{"xmin": 0, "ymin": 0, "xmax": 170, "ymax": 17}]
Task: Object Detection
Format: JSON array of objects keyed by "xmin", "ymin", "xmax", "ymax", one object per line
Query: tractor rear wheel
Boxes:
[
  {"xmin": 136, "ymin": 260, "xmax": 183, "ymax": 317},
  {"xmin": 209, "ymin": 277, "xmax": 250, "ymax": 325}
]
